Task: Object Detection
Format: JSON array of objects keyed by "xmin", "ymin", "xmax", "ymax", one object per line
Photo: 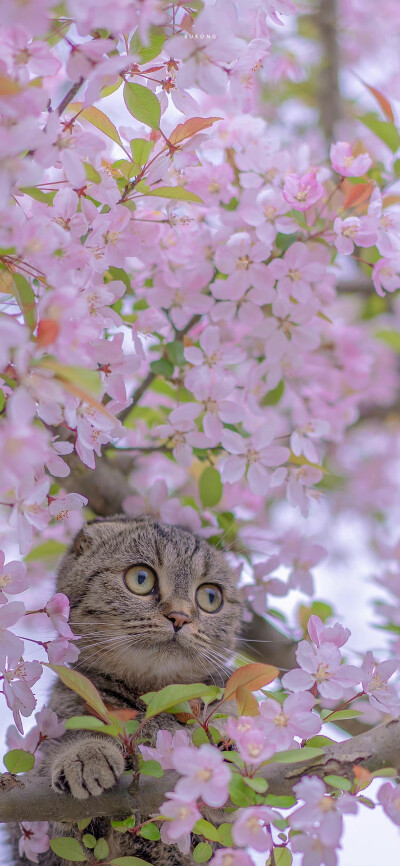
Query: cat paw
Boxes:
[{"xmin": 51, "ymin": 738, "xmax": 125, "ymax": 800}]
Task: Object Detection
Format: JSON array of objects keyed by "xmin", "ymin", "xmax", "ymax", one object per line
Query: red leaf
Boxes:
[
  {"xmin": 357, "ymin": 77, "xmax": 394, "ymax": 123},
  {"xmin": 169, "ymin": 116, "xmax": 221, "ymax": 147},
  {"xmin": 36, "ymin": 319, "xmax": 59, "ymax": 348},
  {"xmin": 224, "ymin": 663, "xmax": 279, "ymax": 703},
  {"xmin": 236, "ymin": 685, "xmax": 260, "ymax": 717},
  {"xmin": 343, "ymin": 181, "xmax": 374, "ymax": 210}
]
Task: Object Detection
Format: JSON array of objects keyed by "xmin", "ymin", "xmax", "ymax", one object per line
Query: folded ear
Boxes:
[{"xmin": 70, "ymin": 515, "xmax": 138, "ymax": 556}]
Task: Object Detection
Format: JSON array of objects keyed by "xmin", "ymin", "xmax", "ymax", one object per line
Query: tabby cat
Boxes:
[{"xmin": 8, "ymin": 515, "xmax": 243, "ymax": 865}]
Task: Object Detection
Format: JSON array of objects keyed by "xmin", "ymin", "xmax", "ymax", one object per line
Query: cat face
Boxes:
[{"xmin": 57, "ymin": 516, "xmax": 242, "ymax": 690}]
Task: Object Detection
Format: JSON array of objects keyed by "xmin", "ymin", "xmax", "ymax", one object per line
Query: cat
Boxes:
[{"xmin": 7, "ymin": 515, "xmax": 243, "ymax": 865}]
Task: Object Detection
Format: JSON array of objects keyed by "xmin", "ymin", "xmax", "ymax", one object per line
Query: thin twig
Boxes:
[{"xmin": 56, "ymin": 77, "xmax": 84, "ymax": 116}]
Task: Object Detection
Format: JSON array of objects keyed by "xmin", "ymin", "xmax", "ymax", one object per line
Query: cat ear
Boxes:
[{"xmin": 71, "ymin": 516, "xmax": 133, "ymax": 556}]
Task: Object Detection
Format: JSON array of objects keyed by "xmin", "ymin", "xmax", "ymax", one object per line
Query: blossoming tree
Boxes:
[{"xmin": 2, "ymin": 0, "xmax": 400, "ymax": 863}]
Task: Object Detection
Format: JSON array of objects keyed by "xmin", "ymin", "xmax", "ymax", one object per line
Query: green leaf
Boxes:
[
  {"xmin": 371, "ymin": 767, "xmax": 398, "ymax": 778},
  {"xmin": 199, "ymin": 467, "xmax": 223, "ymax": 508},
  {"xmin": 192, "ymin": 727, "xmax": 210, "ymax": 746},
  {"xmin": 48, "ymin": 665, "xmax": 110, "ymax": 722},
  {"xmin": 111, "ymin": 816, "xmax": 136, "ymax": 832},
  {"xmin": 143, "ymin": 185, "xmax": 203, "ymax": 202},
  {"xmin": 144, "ymin": 683, "xmax": 220, "ymax": 718},
  {"xmin": 94, "ymin": 838, "xmax": 109, "ymax": 860},
  {"xmin": 139, "ymin": 759, "xmax": 164, "ymax": 777},
  {"xmin": 130, "ymin": 138, "xmax": 155, "ymax": 165},
  {"xmin": 124, "ymin": 83, "xmax": 160, "ymax": 130},
  {"xmin": 359, "ymin": 113, "xmax": 400, "ymax": 152},
  {"xmin": 65, "ymin": 715, "xmax": 120, "ymax": 736},
  {"xmin": 13, "ymin": 273, "xmax": 36, "ymax": 331},
  {"xmin": 20, "ymin": 186, "xmax": 56, "ymax": 204},
  {"xmin": 24, "ymin": 540, "xmax": 67, "ymax": 562},
  {"xmin": 150, "ymin": 358, "xmax": 174, "ymax": 378},
  {"xmin": 84, "ymin": 163, "xmax": 101, "ymax": 184},
  {"xmin": 262, "ymin": 380, "xmax": 284, "ymax": 406},
  {"xmin": 324, "ymin": 774, "xmax": 352, "ymax": 791},
  {"xmin": 193, "ymin": 843, "xmax": 213, "ymax": 863},
  {"xmin": 110, "ymin": 859, "xmax": 152, "ymax": 865},
  {"xmin": 77, "ymin": 819, "xmax": 91, "ymax": 832},
  {"xmin": 0, "ymin": 389, "xmax": 5, "ymax": 412},
  {"xmin": 269, "ymin": 747, "xmax": 325, "ymax": 764},
  {"xmin": 265, "ymin": 794, "xmax": 296, "ymax": 808},
  {"xmin": 243, "ymin": 776, "xmax": 269, "ymax": 793},
  {"xmin": 125, "ymin": 719, "xmax": 140, "ymax": 735},
  {"xmin": 193, "ymin": 820, "xmax": 220, "ymax": 842},
  {"xmin": 138, "ymin": 823, "xmax": 161, "ymax": 840},
  {"xmin": 129, "ymin": 27, "xmax": 166, "ymax": 63},
  {"xmin": 376, "ymin": 329, "xmax": 400, "ymax": 353},
  {"xmin": 217, "ymin": 823, "xmax": 233, "ymax": 846},
  {"xmin": 305, "ymin": 736, "xmax": 336, "ymax": 748},
  {"xmin": 50, "ymin": 838, "xmax": 87, "ymax": 861},
  {"xmin": 82, "ymin": 834, "xmax": 97, "ymax": 849},
  {"xmin": 267, "ymin": 849, "xmax": 292, "ymax": 866},
  {"xmin": 3, "ymin": 750, "xmax": 35, "ymax": 774},
  {"xmin": 166, "ymin": 340, "xmax": 185, "ymax": 367},
  {"xmin": 229, "ymin": 774, "xmax": 258, "ymax": 807},
  {"xmin": 358, "ymin": 795, "xmax": 375, "ymax": 808},
  {"xmin": 320, "ymin": 709, "xmax": 362, "ymax": 722}
]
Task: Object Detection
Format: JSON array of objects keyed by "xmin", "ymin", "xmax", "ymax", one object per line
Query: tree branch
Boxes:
[
  {"xmin": 56, "ymin": 77, "xmax": 84, "ymax": 116},
  {"xmin": 315, "ymin": 0, "xmax": 340, "ymax": 141},
  {"xmin": 2, "ymin": 718, "xmax": 400, "ymax": 823}
]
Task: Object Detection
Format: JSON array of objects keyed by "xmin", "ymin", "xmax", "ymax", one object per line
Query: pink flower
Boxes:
[
  {"xmin": 139, "ymin": 729, "xmax": 190, "ymax": 770},
  {"xmin": 361, "ymin": 651, "xmax": 400, "ymax": 715},
  {"xmin": 333, "ymin": 216, "xmax": 377, "ymax": 255},
  {"xmin": 290, "ymin": 776, "xmax": 357, "ymax": 839},
  {"xmin": 307, "ymin": 616, "xmax": 350, "ymax": 649},
  {"xmin": 258, "ymin": 692, "xmax": 321, "ymax": 749},
  {"xmin": 48, "ymin": 493, "xmax": 87, "ymax": 523},
  {"xmin": 286, "ymin": 465, "xmax": 323, "ymax": 516},
  {"xmin": 378, "ymin": 782, "xmax": 400, "ymax": 826},
  {"xmin": 0, "ymin": 601, "xmax": 25, "ymax": 667},
  {"xmin": 3, "ymin": 658, "xmax": 42, "ymax": 734},
  {"xmin": 290, "ymin": 419, "xmax": 330, "ymax": 466},
  {"xmin": 282, "ymin": 641, "xmax": 360, "ymax": 700},
  {"xmin": 184, "ymin": 325, "xmax": 245, "ymax": 373},
  {"xmin": 45, "ymin": 638, "xmax": 80, "ymax": 665},
  {"xmin": 368, "ymin": 188, "xmax": 400, "ymax": 256},
  {"xmin": 232, "ymin": 806, "xmax": 275, "ymax": 852},
  {"xmin": 234, "ymin": 726, "xmax": 276, "ymax": 765},
  {"xmin": 372, "ymin": 257, "xmax": 400, "ymax": 297},
  {"xmin": 210, "ymin": 849, "xmax": 256, "ymax": 866},
  {"xmin": 172, "ymin": 743, "xmax": 231, "ymax": 807},
  {"xmin": 213, "ymin": 232, "xmax": 273, "ymax": 300},
  {"xmin": 221, "ymin": 424, "xmax": 289, "ymax": 495},
  {"xmin": 19, "ymin": 822, "xmax": 50, "ymax": 863},
  {"xmin": 330, "ymin": 142, "xmax": 372, "ymax": 177},
  {"xmin": 283, "ymin": 172, "xmax": 324, "ymax": 211},
  {"xmin": 0, "ymin": 551, "xmax": 29, "ymax": 604},
  {"xmin": 159, "ymin": 794, "xmax": 201, "ymax": 854},
  {"xmin": 35, "ymin": 707, "xmax": 65, "ymax": 740},
  {"xmin": 155, "ymin": 404, "xmax": 204, "ymax": 467},
  {"xmin": 291, "ymin": 825, "xmax": 342, "ymax": 866},
  {"xmin": 45, "ymin": 594, "xmax": 75, "ymax": 639},
  {"xmin": 268, "ymin": 242, "xmax": 326, "ymax": 303}
]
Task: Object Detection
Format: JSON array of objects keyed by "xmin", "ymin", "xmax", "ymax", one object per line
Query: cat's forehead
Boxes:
[{"xmin": 66, "ymin": 516, "xmax": 236, "ymax": 589}]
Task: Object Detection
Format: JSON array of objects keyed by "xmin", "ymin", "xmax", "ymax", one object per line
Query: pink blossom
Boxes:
[
  {"xmin": 291, "ymin": 825, "xmax": 342, "ymax": 866},
  {"xmin": 155, "ymin": 404, "xmax": 205, "ymax": 467},
  {"xmin": 35, "ymin": 707, "xmax": 65, "ymax": 740},
  {"xmin": 283, "ymin": 172, "xmax": 324, "ymax": 211},
  {"xmin": 3, "ymin": 658, "xmax": 42, "ymax": 733},
  {"xmin": 282, "ymin": 641, "xmax": 360, "ymax": 700},
  {"xmin": 290, "ymin": 776, "xmax": 357, "ymax": 839},
  {"xmin": 290, "ymin": 419, "xmax": 330, "ymax": 466},
  {"xmin": 268, "ymin": 242, "xmax": 326, "ymax": 303},
  {"xmin": 372, "ymin": 257, "xmax": 400, "ymax": 297},
  {"xmin": 361, "ymin": 651, "xmax": 400, "ymax": 715},
  {"xmin": 48, "ymin": 493, "xmax": 87, "ymax": 523},
  {"xmin": 209, "ymin": 849, "xmax": 256, "ymax": 866},
  {"xmin": 234, "ymin": 726, "xmax": 276, "ymax": 764},
  {"xmin": 307, "ymin": 616, "xmax": 351, "ymax": 649},
  {"xmin": 367, "ymin": 188, "xmax": 400, "ymax": 256},
  {"xmin": 232, "ymin": 806, "xmax": 275, "ymax": 852},
  {"xmin": 0, "ymin": 551, "xmax": 29, "ymax": 604},
  {"xmin": 378, "ymin": 782, "xmax": 400, "ymax": 826},
  {"xmin": 258, "ymin": 691, "xmax": 321, "ymax": 748},
  {"xmin": 0, "ymin": 601, "xmax": 25, "ymax": 667},
  {"xmin": 213, "ymin": 232, "xmax": 274, "ymax": 300},
  {"xmin": 330, "ymin": 142, "xmax": 372, "ymax": 177},
  {"xmin": 221, "ymin": 424, "xmax": 289, "ymax": 495},
  {"xmin": 159, "ymin": 794, "xmax": 201, "ymax": 853},
  {"xmin": 286, "ymin": 465, "xmax": 323, "ymax": 516},
  {"xmin": 139, "ymin": 729, "xmax": 190, "ymax": 770},
  {"xmin": 333, "ymin": 216, "xmax": 377, "ymax": 255},
  {"xmin": 45, "ymin": 638, "xmax": 80, "ymax": 665},
  {"xmin": 19, "ymin": 822, "xmax": 50, "ymax": 864},
  {"xmin": 184, "ymin": 325, "xmax": 245, "ymax": 375},
  {"xmin": 45, "ymin": 594, "xmax": 75, "ymax": 639},
  {"xmin": 172, "ymin": 743, "xmax": 231, "ymax": 807}
]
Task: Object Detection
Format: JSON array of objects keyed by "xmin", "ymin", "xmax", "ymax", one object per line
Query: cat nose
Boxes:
[{"xmin": 165, "ymin": 611, "xmax": 192, "ymax": 632}]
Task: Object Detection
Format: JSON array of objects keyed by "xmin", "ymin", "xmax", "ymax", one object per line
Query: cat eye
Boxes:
[
  {"xmin": 196, "ymin": 583, "xmax": 223, "ymax": 613},
  {"xmin": 124, "ymin": 564, "xmax": 156, "ymax": 595}
]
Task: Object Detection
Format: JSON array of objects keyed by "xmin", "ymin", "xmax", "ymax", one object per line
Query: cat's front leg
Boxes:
[{"xmin": 51, "ymin": 735, "xmax": 125, "ymax": 800}]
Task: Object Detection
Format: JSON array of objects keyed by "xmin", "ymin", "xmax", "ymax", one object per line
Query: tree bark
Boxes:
[{"xmin": 1, "ymin": 717, "xmax": 399, "ymax": 823}]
